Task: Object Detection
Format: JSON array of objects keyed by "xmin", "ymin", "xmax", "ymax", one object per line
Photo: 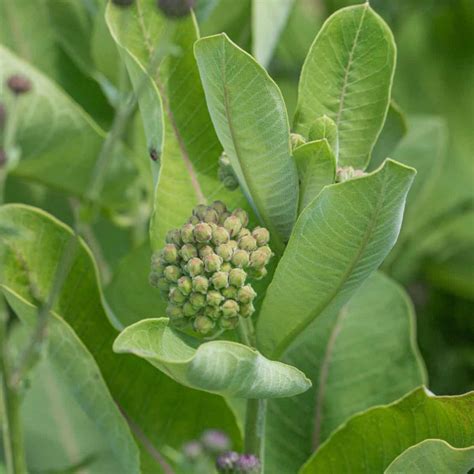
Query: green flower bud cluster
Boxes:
[
  {"xmin": 149, "ymin": 201, "xmax": 273, "ymax": 336},
  {"xmin": 336, "ymin": 166, "xmax": 366, "ymax": 183},
  {"xmin": 217, "ymin": 152, "xmax": 239, "ymax": 191},
  {"xmin": 290, "ymin": 132, "xmax": 306, "ymax": 149}
]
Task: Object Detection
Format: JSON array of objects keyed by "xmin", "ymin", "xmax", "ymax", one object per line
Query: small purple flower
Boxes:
[
  {"xmin": 201, "ymin": 429, "xmax": 231, "ymax": 453},
  {"xmin": 236, "ymin": 454, "xmax": 261, "ymax": 473},
  {"xmin": 182, "ymin": 440, "xmax": 202, "ymax": 461},
  {"xmin": 216, "ymin": 451, "xmax": 239, "ymax": 473}
]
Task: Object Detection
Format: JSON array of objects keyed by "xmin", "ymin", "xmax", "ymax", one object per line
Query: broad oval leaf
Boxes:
[
  {"xmin": 113, "ymin": 318, "xmax": 311, "ymax": 399},
  {"xmin": 385, "ymin": 439, "xmax": 474, "ymax": 474},
  {"xmin": 0, "ymin": 204, "xmax": 241, "ymax": 470},
  {"xmin": 195, "ymin": 33, "xmax": 299, "ymax": 250},
  {"xmin": 294, "ymin": 4, "xmax": 396, "ymax": 169},
  {"xmin": 294, "ymin": 139, "xmax": 336, "ymax": 214},
  {"xmin": 300, "ymin": 387, "xmax": 474, "ymax": 473},
  {"xmin": 265, "ymin": 272, "xmax": 426, "ymax": 474},
  {"xmin": 256, "ymin": 159, "xmax": 416, "ymax": 358}
]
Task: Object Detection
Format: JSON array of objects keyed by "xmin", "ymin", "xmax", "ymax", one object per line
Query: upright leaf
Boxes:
[
  {"xmin": 300, "ymin": 388, "xmax": 474, "ymax": 473},
  {"xmin": 195, "ymin": 33, "xmax": 299, "ymax": 249},
  {"xmin": 265, "ymin": 272, "xmax": 426, "ymax": 474},
  {"xmin": 294, "ymin": 4, "xmax": 396, "ymax": 169},
  {"xmin": 257, "ymin": 159, "xmax": 416, "ymax": 358},
  {"xmin": 307, "ymin": 115, "xmax": 338, "ymax": 158},
  {"xmin": 0, "ymin": 205, "xmax": 241, "ymax": 471}
]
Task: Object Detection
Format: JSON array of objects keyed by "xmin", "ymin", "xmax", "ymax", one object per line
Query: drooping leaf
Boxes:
[
  {"xmin": 294, "ymin": 4, "xmax": 396, "ymax": 169},
  {"xmin": 252, "ymin": 0, "xmax": 295, "ymax": 67},
  {"xmin": 385, "ymin": 439, "xmax": 474, "ymax": 474},
  {"xmin": 0, "ymin": 204, "xmax": 241, "ymax": 471},
  {"xmin": 114, "ymin": 318, "xmax": 311, "ymax": 399},
  {"xmin": 265, "ymin": 272, "xmax": 426, "ymax": 474},
  {"xmin": 300, "ymin": 387, "xmax": 474, "ymax": 473},
  {"xmin": 307, "ymin": 115, "xmax": 338, "ymax": 158},
  {"xmin": 293, "ymin": 139, "xmax": 335, "ymax": 213},
  {"xmin": 106, "ymin": 1, "xmax": 250, "ymax": 250},
  {"xmin": 195, "ymin": 33, "xmax": 299, "ymax": 250},
  {"xmin": 256, "ymin": 159, "xmax": 416, "ymax": 358}
]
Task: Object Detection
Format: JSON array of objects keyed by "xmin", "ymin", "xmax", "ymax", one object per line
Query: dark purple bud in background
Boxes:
[
  {"xmin": 216, "ymin": 451, "xmax": 239, "ymax": 473},
  {"xmin": 236, "ymin": 454, "xmax": 261, "ymax": 473},
  {"xmin": 6, "ymin": 74, "xmax": 32, "ymax": 95},
  {"xmin": 157, "ymin": 0, "xmax": 195, "ymax": 18}
]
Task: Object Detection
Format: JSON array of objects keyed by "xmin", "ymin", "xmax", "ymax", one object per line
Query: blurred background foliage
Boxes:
[{"xmin": 1, "ymin": 0, "xmax": 472, "ymax": 469}]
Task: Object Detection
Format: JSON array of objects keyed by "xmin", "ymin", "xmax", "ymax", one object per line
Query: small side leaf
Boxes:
[
  {"xmin": 293, "ymin": 140, "xmax": 336, "ymax": 213},
  {"xmin": 114, "ymin": 318, "xmax": 311, "ymax": 399},
  {"xmin": 308, "ymin": 115, "xmax": 339, "ymax": 158}
]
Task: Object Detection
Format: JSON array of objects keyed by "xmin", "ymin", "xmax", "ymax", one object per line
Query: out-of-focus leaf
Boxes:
[
  {"xmin": 257, "ymin": 159, "xmax": 416, "ymax": 358},
  {"xmin": 294, "ymin": 4, "xmax": 396, "ymax": 169},
  {"xmin": 266, "ymin": 272, "xmax": 426, "ymax": 474}
]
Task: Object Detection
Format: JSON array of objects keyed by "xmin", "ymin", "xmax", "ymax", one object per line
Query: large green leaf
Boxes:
[
  {"xmin": 0, "ymin": 204, "xmax": 241, "ymax": 472},
  {"xmin": 300, "ymin": 387, "xmax": 474, "ymax": 473},
  {"xmin": 265, "ymin": 272, "xmax": 426, "ymax": 474},
  {"xmin": 106, "ymin": 1, "xmax": 249, "ymax": 250},
  {"xmin": 385, "ymin": 439, "xmax": 474, "ymax": 474},
  {"xmin": 257, "ymin": 159, "xmax": 415, "ymax": 358},
  {"xmin": 195, "ymin": 33, "xmax": 299, "ymax": 250},
  {"xmin": 294, "ymin": 4, "xmax": 396, "ymax": 169},
  {"xmin": 0, "ymin": 46, "xmax": 137, "ymax": 214},
  {"xmin": 293, "ymin": 139, "xmax": 336, "ymax": 214},
  {"xmin": 114, "ymin": 318, "xmax": 311, "ymax": 399}
]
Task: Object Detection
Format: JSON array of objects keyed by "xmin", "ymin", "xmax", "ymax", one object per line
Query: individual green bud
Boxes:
[
  {"xmin": 237, "ymin": 227, "xmax": 251, "ymax": 240},
  {"xmin": 169, "ymin": 287, "xmax": 187, "ymax": 304},
  {"xmin": 183, "ymin": 301, "xmax": 198, "ymax": 317},
  {"xmin": 194, "ymin": 223, "xmax": 212, "ymax": 243},
  {"xmin": 216, "ymin": 243, "xmax": 234, "ymax": 262},
  {"xmin": 151, "ymin": 257, "xmax": 165, "ymax": 275},
  {"xmin": 218, "ymin": 153, "xmax": 239, "ymax": 191},
  {"xmin": 231, "ymin": 208, "xmax": 249, "ymax": 227},
  {"xmin": 180, "ymin": 243, "xmax": 198, "ymax": 262},
  {"xmin": 229, "ymin": 268, "xmax": 247, "ymax": 287},
  {"xmin": 197, "ymin": 245, "xmax": 213, "ymax": 259},
  {"xmin": 250, "ymin": 267, "xmax": 268, "ymax": 280},
  {"xmin": 240, "ymin": 302, "xmax": 255, "ymax": 318},
  {"xmin": 211, "ymin": 271, "xmax": 229, "ymax": 289},
  {"xmin": 165, "ymin": 228, "xmax": 181, "ymax": 245},
  {"xmin": 204, "ymin": 305, "xmax": 221, "ymax": 320},
  {"xmin": 192, "ymin": 275, "xmax": 209, "ymax": 294},
  {"xmin": 189, "ymin": 292, "xmax": 206, "ymax": 309},
  {"xmin": 193, "ymin": 204, "xmax": 208, "ymax": 221},
  {"xmin": 212, "ymin": 226, "xmax": 230, "ymax": 245},
  {"xmin": 156, "ymin": 277, "xmax": 171, "ymax": 292},
  {"xmin": 221, "ymin": 300, "xmax": 239, "ymax": 318},
  {"xmin": 237, "ymin": 285, "xmax": 257, "ymax": 304},
  {"xmin": 238, "ymin": 235, "xmax": 257, "ymax": 252},
  {"xmin": 193, "ymin": 315, "xmax": 215, "ymax": 335},
  {"xmin": 218, "ymin": 211, "xmax": 231, "ymax": 225},
  {"xmin": 203, "ymin": 208, "xmax": 219, "ymax": 224},
  {"xmin": 252, "ymin": 227, "xmax": 270, "ymax": 246},
  {"xmin": 186, "ymin": 257, "xmax": 204, "ymax": 277},
  {"xmin": 211, "ymin": 200, "xmax": 227, "ymax": 216},
  {"xmin": 162, "ymin": 244, "xmax": 179, "ymax": 264},
  {"xmin": 166, "ymin": 304, "xmax": 184, "ymax": 319},
  {"xmin": 249, "ymin": 247, "xmax": 271, "ymax": 269},
  {"xmin": 188, "ymin": 215, "xmax": 200, "ymax": 225},
  {"xmin": 224, "ymin": 215, "xmax": 242, "ymax": 237},
  {"xmin": 204, "ymin": 253, "xmax": 223, "ymax": 273},
  {"xmin": 181, "ymin": 223, "xmax": 195, "ymax": 243},
  {"xmin": 221, "ymin": 262, "xmax": 232, "ymax": 273},
  {"xmin": 221, "ymin": 286, "xmax": 238, "ymax": 299},
  {"xmin": 177, "ymin": 276, "xmax": 193, "ymax": 295},
  {"xmin": 207, "ymin": 290, "xmax": 224, "ymax": 307},
  {"xmin": 164, "ymin": 265, "xmax": 182, "ymax": 282},
  {"xmin": 231, "ymin": 249, "xmax": 250, "ymax": 268},
  {"xmin": 149, "ymin": 271, "xmax": 161, "ymax": 287},
  {"xmin": 219, "ymin": 316, "xmax": 239, "ymax": 330},
  {"xmin": 290, "ymin": 132, "xmax": 306, "ymax": 149}
]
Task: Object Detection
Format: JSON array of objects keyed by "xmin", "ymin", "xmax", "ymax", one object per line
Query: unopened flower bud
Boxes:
[
  {"xmin": 239, "ymin": 302, "xmax": 255, "ymax": 318},
  {"xmin": 236, "ymin": 454, "xmax": 261, "ymax": 473},
  {"xmin": 201, "ymin": 430, "xmax": 231, "ymax": 453},
  {"xmin": 207, "ymin": 290, "xmax": 224, "ymax": 306},
  {"xmin": 231, "ymin": 208, "xmax": 249, "ymax": 227},
  {"xmin": 166, "ymin": 304, "xmax": 183, "ymax": 319},
  {"xmin": 7, "ymin": 74, "xmax": 32, "ymax": 95},
  {"xmin": 180, "ymin": 243, "xmax": 197, "ymax": 262},
  {"xmin": 192, "ymin": 204, "xmax": 208, "ymax": 220},
  {"xmin": 221, "ymin": 262, "xmax": 232, "ymax": 273},
  {"xmin": 204, "ymin": 253, "xmax": 222, "ymax": 273},
  {"xmin": 193, "ymin": 315, "xmax": 215, "ymax": 335},
  {"xmin": 218, "ymin": 211, "xmax": 231, "ymax": 225},
  {"xmin": 237, "ymin": 285, "xmax": 257, "ymax": 304},
  {"xmin": 222, "ymin": 299, "xmax": 239, "ymax": 318},
  {"xmin": 211, "ymin": 200, "xmax": 227, "ymax": 216},
  {"xmin": 239, "ymin": 235, "xmax": 257, "ymax": 252},
  {"xmin": 203, "ymin": 208, "xmax": 219, "ymax": 224},
  {"xmin": 336, "ymin": 166, "xmax": 366, "ymax": 183},
  {"xmin": 221, "ymin": 286, "xmax": 238, "ymax": 299},
  {"xmin": 165, "ymin": 228, "xmax": 181, "ymax": 245},
  {"xmin": 252, "ymin": 227, "xmax": 270, "ymax": 246},
  {"xmin": 250, "ymin": 267, "xmax": 268, "ymax": 280},
  {"xmin": 212, "ymin": 226, "xmax": 230, "ymax": 245},
  {"xmin": 204, "ymin": 305, "xmax": 221, "ymax": 320},
  {"xmin": 181, "ymin": 223, "xmax": 195, "ymax": 243},
  {"xmin": 216, "ymin": 451, "xmax": 239, "ymax": 473},
  {"xmin": 211, "ymin": 271, "xmax": 228, "ymax": 289},
  {"xmin": 197, "ymin": 245, "xmax": 213, "ymax": 259},
  {"xmin": 183, "ymin": 301, "xmax": 199, "ymax": 317},
  {"xmin": 186, "ymin": 257, "xmax": 204, "ymax": 277},
  {"xmin": 177, "ymin": 276, "xmax": 192, "ymax": 295},
  {"xmin": 216, "ymin": 243, "xmax": 234, "ymax": 262},
  {"xmin": 290, "ymin": 132, "xmax": 306, "ymax": 149},
  {"xmin": 224, "ymin": 215, "xmax": 242, "ymax": 237},
  {"xmin": 192, "ymin": 275, "xmax": 209, "ymax": 294},
  {"xmin": 249, "ymin": 247, "xmax": 270, "ymax": 269},
  {"xmin": 194, "ymin": 222, "xmax": 212, "ymax": 243},
  {"xmin": 182, "ymin": 440, "xmax": 202, "ymax": 461},
  {"xmin": 162, "ymin": 244, "xmax": 179, "ymax": 263},
  {"xmin": 149, "ymin": 271, "xmax": 161, "ymax": 287},
  {"xmin": 229, "ymin": 268, "xmax": 247, "ymax": 287},
  {"xmin": 169, "ymin": 286, "xmax": 186, "ymax": 304},
  {"xmin": 219, "ymin": 316, "xmax": 239, "ymax": 330},
  {"xmin": 237, "ymin": 227, "xmax": 251, "ymax": 240},
  {"xmin": 156, "ymin": 277, "xmax": 170, "ymax": 292},
  {"xmin": 188, "ymin": 215, "xmax": 200, "ymax": 225},
  {"xmin": 164, "ymin": 265, "xmax": 182, "ymax": 282},
  {"xmin": 231, "ymin": 249, "xmax": 249, "ymax": 268},
  {"xmin": 189, "ymin": 292, "xmax": 206, "ymax": 309}
]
